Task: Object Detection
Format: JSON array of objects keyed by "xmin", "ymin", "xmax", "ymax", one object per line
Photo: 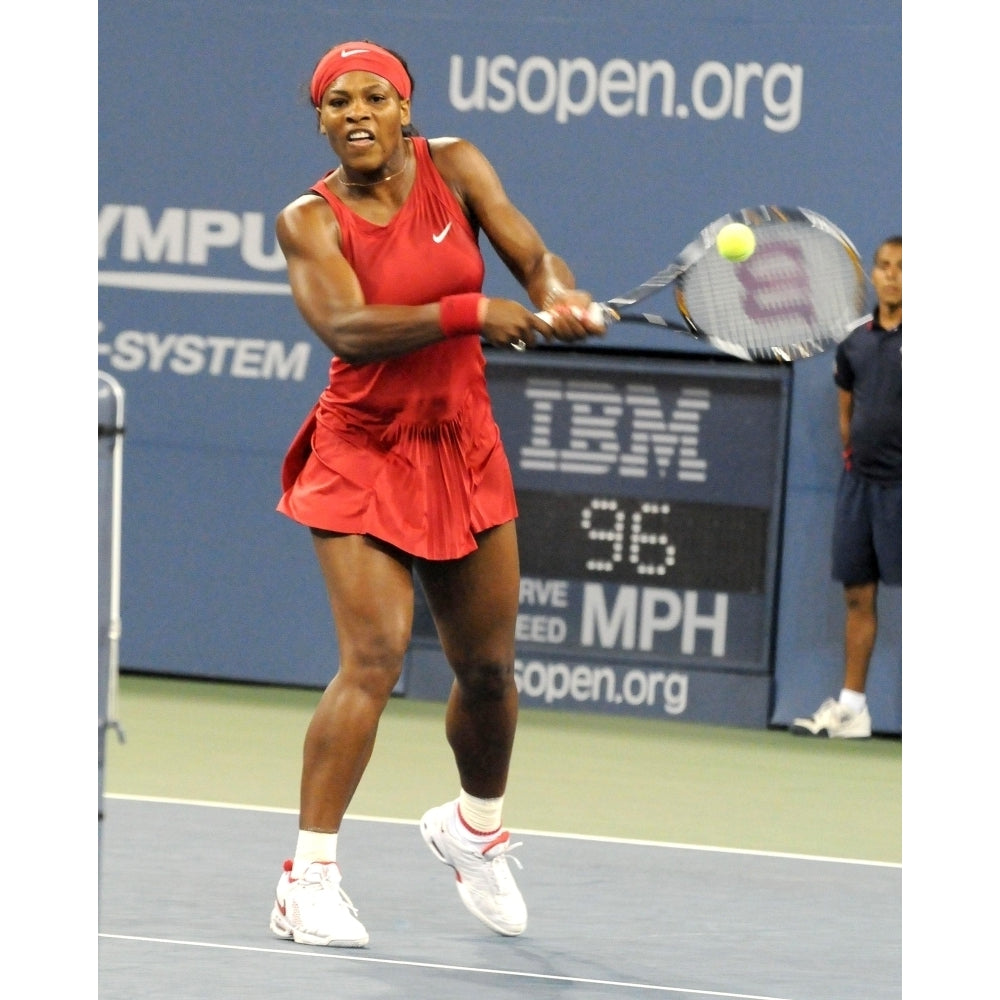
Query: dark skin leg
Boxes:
[
  {"xmin": 417, "ymin": 521, "xmax": 521, "ymax": 799},
  {"xmin": 299, "ymin": 532, "xmax": 414, "ymax": 831},
  {"xmin": 842, "ymin": 581, "xmax": 877, "ymax": 694}
]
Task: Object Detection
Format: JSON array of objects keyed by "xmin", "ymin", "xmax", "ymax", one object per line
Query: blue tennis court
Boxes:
[{"xmin": 99, "ymin": 795, "xmax": 900, "ymax": 999}]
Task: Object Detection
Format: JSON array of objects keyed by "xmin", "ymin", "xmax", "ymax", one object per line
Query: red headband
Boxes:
[{"xmin": 310, "ymin": 42, "xmax": 411, "ymax": 106}]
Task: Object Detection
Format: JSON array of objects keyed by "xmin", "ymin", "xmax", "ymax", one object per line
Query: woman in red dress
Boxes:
[{"xmin": 268, "ymin": 40, "xmax": 604, "ymax": 949}]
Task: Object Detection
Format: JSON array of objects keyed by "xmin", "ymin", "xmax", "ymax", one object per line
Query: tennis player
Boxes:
[{"xmin": 267, "ymin": 40, "xmax": 604, "ymax": 947}]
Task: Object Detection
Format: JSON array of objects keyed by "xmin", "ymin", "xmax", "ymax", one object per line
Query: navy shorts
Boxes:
[{"xmin": 831, "ymin": 469, "xmax": 901, "ymax": 586}]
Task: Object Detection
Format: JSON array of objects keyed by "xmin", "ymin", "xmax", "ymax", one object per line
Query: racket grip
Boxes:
[{"xmin": 536, "ymin": 302, "xmax": 608, "ymax": 327}]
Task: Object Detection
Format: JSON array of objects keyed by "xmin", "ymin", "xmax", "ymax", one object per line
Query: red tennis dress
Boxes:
[{"xmin": 276, "ymin": 137, "xmax": 518, "ymax": 560}]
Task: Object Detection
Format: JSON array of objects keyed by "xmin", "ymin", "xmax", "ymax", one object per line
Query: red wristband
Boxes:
[{"xmin": 440, "ymin": 293, "xmax": 485, "ymax": 338}]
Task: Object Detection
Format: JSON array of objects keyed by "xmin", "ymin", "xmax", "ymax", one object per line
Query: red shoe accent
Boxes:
[{"xmin": 482, "ymin": 831, "xmax": 511, "ymax": 854}]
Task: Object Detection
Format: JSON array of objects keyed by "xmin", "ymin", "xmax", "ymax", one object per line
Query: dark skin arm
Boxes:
[
  {"xmin": 837, "ymin": 386, "xmax": 852, "ymax": 450},
  {"xmin": 429, "ymin": 136, "xmax": 598, "ymax": 344},
  {"xmin": 274, "ymin": 137, "xmax": 602, "ymax": 365}
]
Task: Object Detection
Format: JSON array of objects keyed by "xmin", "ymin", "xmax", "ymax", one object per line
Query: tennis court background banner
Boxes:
[{"xmin": 98, "ymin": 0, "xmax": 902, "ymax": 731}]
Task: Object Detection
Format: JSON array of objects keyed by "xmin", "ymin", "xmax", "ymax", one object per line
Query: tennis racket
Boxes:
[{"xmin": 532, "ymin": 205, "xmax": 868, "ymax": 362}]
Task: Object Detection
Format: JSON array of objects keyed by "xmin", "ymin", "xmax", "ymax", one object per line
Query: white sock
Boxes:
[
  {"xmin": 291, "ymin": 830, "xmax": 338, "ymax": 878},
  {"xmin": 455, "ymin": 790, "xmax": 504, "ymax": 839},
  {"xmin": 839, "ymin": 688, "xmax": 867, "ymax": 715}
]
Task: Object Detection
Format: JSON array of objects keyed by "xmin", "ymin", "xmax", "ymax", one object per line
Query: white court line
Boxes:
[
  {"xmin": 104, "ymin": 793, "xmax": 901, "ymax": 869},
  {"xmin": 98, "ymin": 933, "xmax": 794, "ymax": 1000}
]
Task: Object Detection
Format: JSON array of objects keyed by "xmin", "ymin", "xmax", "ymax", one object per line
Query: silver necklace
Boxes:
[{"xmin": 335, "ymin": 153, "xmax": 409, "ymax": 188}]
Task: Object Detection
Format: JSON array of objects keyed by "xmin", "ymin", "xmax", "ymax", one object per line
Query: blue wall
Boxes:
[{"xmin": 98, "ymin": 0, "xmax": 902, "ymax": 732}]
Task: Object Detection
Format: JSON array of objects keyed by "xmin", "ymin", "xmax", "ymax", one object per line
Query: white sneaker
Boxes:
[
  {"xmin": 269, "ymin": 859, "xmax": 369, "ymax": 947},
  {"xmin": 420, "ymin": 800, "xmax": 527, "ymax": 936},
  {"xmin": 790, "ymin": 697, "xmax": 872, "ymax": 739}
]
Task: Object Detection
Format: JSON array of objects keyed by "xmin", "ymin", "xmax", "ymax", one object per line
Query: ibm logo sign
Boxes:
[{"xmin": 518, "ymin": 378, "xmax": 711, "ymax": 482}]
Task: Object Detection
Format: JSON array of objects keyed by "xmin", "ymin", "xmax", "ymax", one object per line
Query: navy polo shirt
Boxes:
[{"xmin": 833, "ymin": 313, "xmax": 902, "ymax": 482}]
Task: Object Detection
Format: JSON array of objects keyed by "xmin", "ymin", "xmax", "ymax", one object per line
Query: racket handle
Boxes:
[
  {"xmin": 512, "ymin": 301, "xmax": 609, "ymax": 349},
  {"xmin": 536, "ymin": 302, "xmax": 608, "ymax": 327}
]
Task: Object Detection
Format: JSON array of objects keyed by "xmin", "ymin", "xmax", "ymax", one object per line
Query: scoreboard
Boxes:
[{"xmin": 404, "ymin": 348, "xmax": 791, "ymax": 727}]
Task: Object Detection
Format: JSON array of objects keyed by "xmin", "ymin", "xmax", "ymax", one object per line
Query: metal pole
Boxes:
[{"xmin": 98, "ymin": 372, "xmax": 127, "ymax": 888}]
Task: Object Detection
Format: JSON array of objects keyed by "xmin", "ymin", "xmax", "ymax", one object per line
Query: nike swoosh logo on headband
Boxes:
[{"xmin": 340, "ymin": 48, "xmax": 370, "ymax": 57}]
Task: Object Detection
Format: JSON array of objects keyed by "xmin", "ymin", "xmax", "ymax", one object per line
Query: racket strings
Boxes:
[{"xmin": 680, "ymin": 226, "xmax": 866, "ymax": 361}]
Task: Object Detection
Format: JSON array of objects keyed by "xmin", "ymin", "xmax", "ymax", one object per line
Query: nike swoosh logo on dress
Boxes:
[{"xmin": 433, "ymin": 222, "xmax": 453, "ymax": 243}]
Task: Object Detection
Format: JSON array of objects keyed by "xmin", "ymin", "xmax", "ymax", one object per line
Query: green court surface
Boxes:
[{"xmin": 104, "ymin": 673, "xmax": 901, "ymax": 864}]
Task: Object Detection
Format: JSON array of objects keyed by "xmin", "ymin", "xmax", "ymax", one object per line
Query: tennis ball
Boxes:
[{"xmin": 716, "ymin": 222, "xmax": 756, "ymax": 262}]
